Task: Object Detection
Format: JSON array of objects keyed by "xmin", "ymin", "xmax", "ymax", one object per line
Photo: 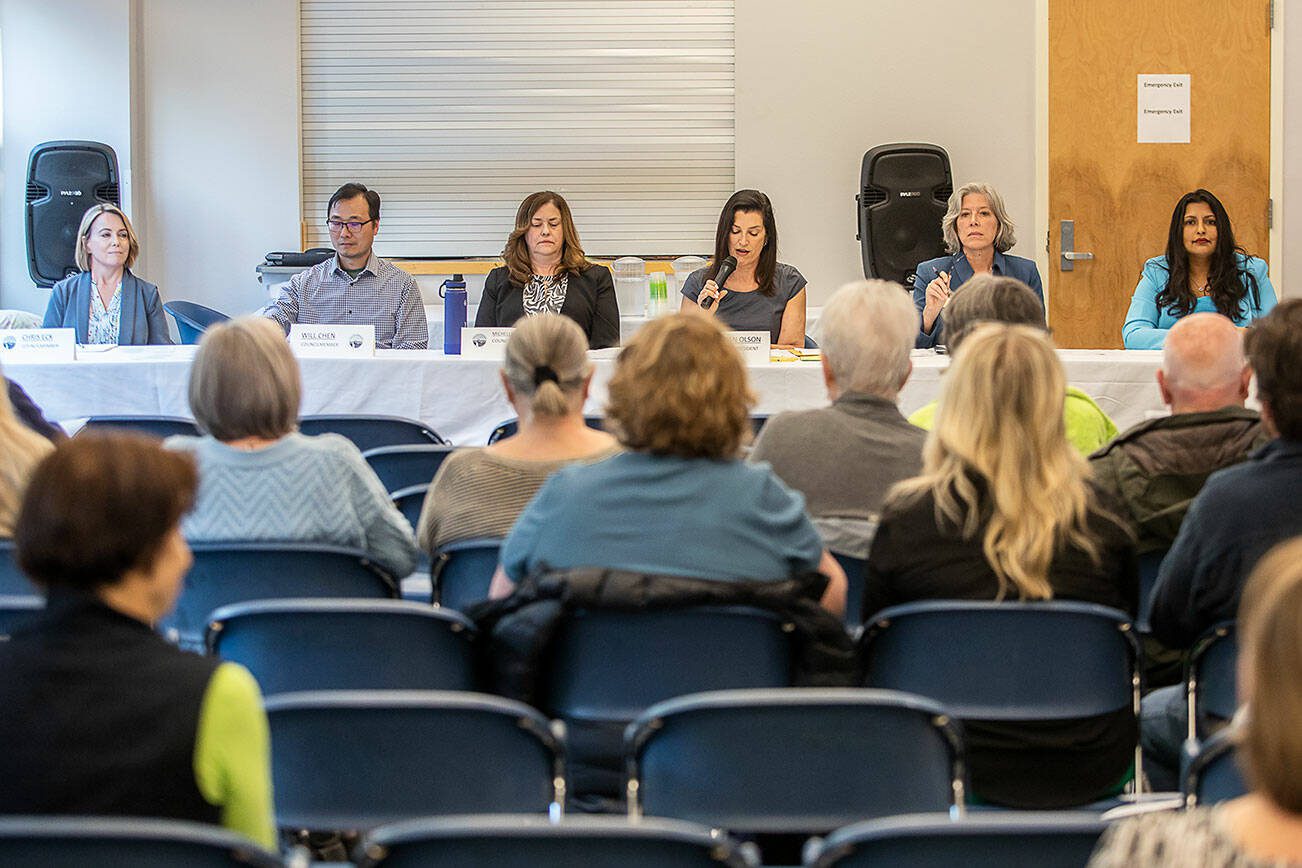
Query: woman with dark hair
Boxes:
[
  {"xmin": 476, "ymin": 191, "xmax": 621, "ymax": 349},
  {"xmin": 680, "ymin": 189, "xmax": 808, "ymax": 347},
  {"xmin": 1123, "ymin": 189, "xmax": 1276, "ymax": 349}
]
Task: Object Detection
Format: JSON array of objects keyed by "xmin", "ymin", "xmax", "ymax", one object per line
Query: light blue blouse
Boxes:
[{"xmin": 1122, "ymin": 254, "xmax": 1276, "ymax": 349}]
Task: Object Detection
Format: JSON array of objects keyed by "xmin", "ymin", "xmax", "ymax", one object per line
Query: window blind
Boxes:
[{"xmin": 300, "ymin": 0, "xmax": 736, "ymax": 258}]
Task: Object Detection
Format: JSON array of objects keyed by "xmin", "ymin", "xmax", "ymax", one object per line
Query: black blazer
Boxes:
[{"xmin": 475, "ymin": 264, "xmax": 620, "ymax": 349}]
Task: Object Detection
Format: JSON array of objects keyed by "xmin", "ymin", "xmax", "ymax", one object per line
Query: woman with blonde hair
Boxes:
[
  {"xmin": 866, "ymin": 323, "xmax": 1137, "ymax": 807},
  {"xmin": 1090, "ymin": 536, "xmax": 1302, "ymax": 866},
  {"xmin": 0, "ymin": 366, "xmax": 54, "ymax": 536},
  {"xmin": 475, "ymin": 191, "xmax": 620, "ymax": 349},
  {"xmin": 42, "ymin": 203, "xmax": 171, "ymax": 345},
  {"xmin": 416, "ymin": 313, "xmax": 618, "ymax": 553}
]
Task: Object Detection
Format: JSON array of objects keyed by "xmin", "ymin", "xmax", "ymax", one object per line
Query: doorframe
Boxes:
[{"xmin": 1034, "ymin": 0, "xmax": 1285, "ymax": 319}]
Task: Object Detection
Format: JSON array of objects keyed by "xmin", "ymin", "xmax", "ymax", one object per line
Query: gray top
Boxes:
[
  {"xmin": 680, "ymin": 262, "xmax": 806, "ymax": 342},
  {"xmin": 1089, "ymin": 806, "xmax": 1296, "ymax": 867}
]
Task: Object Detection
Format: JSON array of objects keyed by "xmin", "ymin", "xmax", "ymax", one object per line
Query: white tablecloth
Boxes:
[{"xmin": 6, "ymin": 347, "xmax": 1165, "ymax": 447}]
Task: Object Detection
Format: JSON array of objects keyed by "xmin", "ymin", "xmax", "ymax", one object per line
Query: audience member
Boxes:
[
  {"xmin": 262, "ymin": 182, "xmax": 428, "ymax": 349},
  {"xmin": 680, "ymin": 189, "xmax": 809, "ymax": 347},
  {"xmin": 0, "ymin": 433, "xmax": 274, "ymax": 847},
  {"xmin": 0, "ymin": 373, "xmax": 54, "ymax": 537},
  {"xmin": 476, "ymin": 191, "xmax": 620, "ymax": 349},
  {"xmin": 867, "ymin": 323, "xmax": 1137, "ymax": 808},
  {"xmin": 1123, "ymin": 189, "xmax": 1276, "ymax": 349},
  {"xmin": 416, "ymin": 313, "xmax": 618, "ymax": 552},
  {"xmin": 912, "ymin": 181, "xmax": 1043, "ymax": 348},
  {"xmin": 1090, "ymin": 536, "xmax": 1302, "ymax": 867},
  {"xmin": 908, "ymin": 274, "xmax": 1119, "ymax": 453},
  {"xmin": 750, "ymin": 279, "xmax": 924, "ymax": 557},
  {"xmin": 42, "ymin": 203, "xmax": 171, "ymax": 345},
  {"xmin": 493, "ymin": 312, "xmax": 847, "ymax": 616},
  {"xmin": 166, "ymin": 316, "xmax": 417, "ymax": 579}
]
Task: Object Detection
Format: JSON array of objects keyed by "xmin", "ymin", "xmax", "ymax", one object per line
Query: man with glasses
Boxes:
[{"xmin": 261, "ymin": 182, "xmax": 428, "ymax": 349}]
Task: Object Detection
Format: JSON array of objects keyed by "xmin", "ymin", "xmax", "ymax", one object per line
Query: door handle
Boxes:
[{"xmin": 1060, "ymin": 220, "xmax": 1094, "ymax": 271}]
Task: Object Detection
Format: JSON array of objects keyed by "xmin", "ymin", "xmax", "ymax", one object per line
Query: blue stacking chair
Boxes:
[
  {"xmin": 0, "ymin": 594, "xmax": 44, "ymax": 638},
  {"xmin": 0, "ymin": 540, "xmax": 38, "ymax": 596},
  {"xmin": 355, "ymin": 815, "xmax": 758, "ymax": 868},
  {"xmin": 829, "ymin": 551, "xmax": 867, "ymax": 628},
  {"xmin": 81, "ymin": 416, "xmax": 201, "ymax": 439},
  {"xmin": 1183, "ymin": 728, "xmax": 1246, "ymax": 807},
  {"xmin": 165, "ymin": 543, "xmax": 398, "ymax": 650},
  {"xmin": 163, "ymin": 300, "xmax": 231, "ymax": 345},
  {"xmin": 299, "ymin": 415, "xmax": 447, "ymax": 450},
  {"xmin": 430, "ymin": 537, "xmax": 502, "ymax": 610},
  {"xmin": 265, "ymin": 690, "xmax": 565, "ymax": 831},
  {"xmin": 390, "ymin": 484, "xmax": 429, "ymax": 530},
  {"xmin": 805, "ymin": 812, "xmax": 1109, "ymax": 868},
  {"xmin": 362, "ymin": 444, "xmax": 457, "ymax": 493},
  {"xmin": 627, "ymin": 689, "xmax": 966, "ymax": 835},
  {"xmin": 1186, "ymin": 621, "xmax": 1237, "ymax": 743},
  {"xmin": 861, "ymin": 601, "xmax": 1142, "ymax": 800},
  {"xmin": 487, "ymin": 415, "xmax": 605, "ymax": 445},
  {"xmin": 206, "ymin": 599, "xmax": 477, "ymax": 695},
  {"xmin": 1135, "ymin": 549, "xmax": 1166, "ymax": 630},
  {"xmin": 0, "ymin": 816, "xmax": 281, "ymax": 866}
]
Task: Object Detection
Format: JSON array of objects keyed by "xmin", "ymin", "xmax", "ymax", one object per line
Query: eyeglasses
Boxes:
[{"xmin": 326, "ymin": 219, "xmax": 374, "ymax": 233}]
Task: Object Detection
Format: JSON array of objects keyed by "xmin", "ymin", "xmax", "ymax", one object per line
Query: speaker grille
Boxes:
[
  {"xmin": 25, "ymin": 182, "xmax": 47, "ymax": 204},
  {"xmin": 861, "ymin": 186, "xmax": 888, "ymax": 206},
  {"xmin": 934, "ymin": 183, "xmax": 953, "ymax": 204},
  {"xmin": 95, "ymin": 183, "xmax": 120, "ymax": 204}
]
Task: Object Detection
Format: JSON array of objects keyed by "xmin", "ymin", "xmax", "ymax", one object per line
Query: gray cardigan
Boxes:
[{"xmin": 42, "ymin": 270, "xmax": 172, "ymax": 345}]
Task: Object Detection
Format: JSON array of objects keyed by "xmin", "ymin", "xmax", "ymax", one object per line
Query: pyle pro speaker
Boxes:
[
  {"xmin": 26, "ymin": 140, "xmax": 120, "ymax": 287},
  {"xmin": 856, "ymin": 143, "xmax": 952, "ymax": 285}
]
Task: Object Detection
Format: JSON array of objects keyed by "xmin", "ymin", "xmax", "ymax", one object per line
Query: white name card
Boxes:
[
  {"xmin": 727, "ymin": 330, "xmax": 770, "ymax": 365},
  {"xmin": 460, "ymin": 326, "xmax": 514, "ymax": 359},
  {"xmin": 0, "ymin": 328, "xmax": 76, "ymax": 363},
  {"xmin": 290, "ymin": 324, "xmax": 375, "ymax": 357}
]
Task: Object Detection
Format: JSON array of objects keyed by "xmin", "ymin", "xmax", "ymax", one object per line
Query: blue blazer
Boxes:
[
  {"xmin": 1122, "ymin": 254, "xmax": 1276, "ymax": 350},
  {"xmin": 910, "ymin": 250, "xmax": 1044, "ymax": 348},
  {"xmin": 42, "ymin": 270, "xmax": 173, "ymax": 345}
]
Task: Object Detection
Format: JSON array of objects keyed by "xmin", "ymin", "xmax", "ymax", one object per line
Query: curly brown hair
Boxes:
[
  {"xmin": 605, "ymin": 313, "xmax": 755, "ymax": 459},
  {"xmin": 502, "ymin": 191, "xmax": 590, "ymax": 285}
]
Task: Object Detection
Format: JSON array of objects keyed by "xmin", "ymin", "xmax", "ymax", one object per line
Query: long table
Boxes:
[{"xmin": 6, "ymin": 347, "xmax": 1166, "ymax": 447}]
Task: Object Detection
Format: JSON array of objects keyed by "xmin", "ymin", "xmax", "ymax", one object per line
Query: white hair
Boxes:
[
  {"xmin": 816, "ymin": 280, "xmax": 919, "ymax": 398},
  {"xmin": 942, "ymin": 181, "xmax": 1017, "ymax": 254}
]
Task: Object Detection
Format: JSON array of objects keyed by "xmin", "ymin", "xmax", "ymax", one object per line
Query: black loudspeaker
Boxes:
[
  {"xmin": 856, "ymin": 143, "xmax": 952, "ymax": 284},
  {"xmin": 25, "ymin": 141, "xmax": 120, "ymax": 287}
]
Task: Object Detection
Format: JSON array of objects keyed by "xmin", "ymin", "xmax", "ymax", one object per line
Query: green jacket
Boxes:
[{"xmin": 908, "ymin": 386, "xmax": 1120, "ymax": 455}]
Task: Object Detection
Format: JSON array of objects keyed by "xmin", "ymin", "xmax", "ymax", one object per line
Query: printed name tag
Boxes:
[
  {"xmin": 726, "ymin": 330, "xmax": 770, "ymax": 365},
  {"xmin": 290, "ymin": 324, "xmax": 376, "ymax": 357},
  {"xmin": 460, "ymin": 326, "xmax": 514, "ymax": 359},
  {"xmin": 0, "ymin": 328, "xmax": 76, "ymax": 362}
]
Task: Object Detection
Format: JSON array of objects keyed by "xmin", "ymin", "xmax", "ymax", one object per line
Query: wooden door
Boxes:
[{"xmin": 1048, "ymin": 0, "xmax": 1271, "ymax": 348}]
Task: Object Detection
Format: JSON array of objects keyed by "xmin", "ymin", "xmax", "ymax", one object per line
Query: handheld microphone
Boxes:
[{"xmin": 701, "ymin": 256, "xmax": 737, "ymax": 311}]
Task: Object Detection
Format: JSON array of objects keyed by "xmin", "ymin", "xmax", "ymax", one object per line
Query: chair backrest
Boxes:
[
  {"xmin": 163, "ymin": 300, "xmax": 230, "ymax": 345},
  {"xmin": 356, "ymin": 815, "xmax": 757, "ymax": 868},
  {"xmin": 0, "ymin": 594, "xmax": 44, "ymax": 639},
  {"xmin": 165, "ymin": 543, "xmax": 398, "ymax": 649},
  {"xmin": 1183, "ymin": 728, "xmax": 1247, "ymax": 807},
  {"xmin": 81, "ymin": 416, "xmax": 201, "ymax": 439},
  {"xmin": 1135, "ymin": 549, "xmax": 1166, "ymax": 629},
  {"xmin": 206, "ymin": 599, "xmax": 477, "ymax": 695},
  {"xmin": 362, "ymin": 444, "xmax": 457, "ymax": 494},
  {"xmin": 806, "ymin": 812, "xmax": 1108, "ymax": 868},
  {"xmin": 0, "ymin": 816, "xmax": 282, "ymax": 867},
  {"xmin": 299, "ymin": 415, "xmax": 447, "ymax": 450},
  {"xmin": 0, "ymin": 540, "xmax": 39, "ymax": 596},
  {"xmin": 390, "ymin": 484, "xmax": 429, "ymax": 530},
  {"xmin": 265, "ymin": 690, "xmax": 564, "ymax": 831},
  {"xmin": 1186, "ymin": 621, "xmax": 1237, "ymax": 742},
  {"xmin": 627, "ymin": 689, "xmax": 965, "ymax": 835},
  {"xmin": 486, "ymin": 415, "xmax": 605, "ymax": 445},
  {"xmin": 829, "ymin": 551, "xmax": 867, "ymax": 627},
  {"xmin": 430, "ymin": 537, "xmax": 503, "ymax": 610}
]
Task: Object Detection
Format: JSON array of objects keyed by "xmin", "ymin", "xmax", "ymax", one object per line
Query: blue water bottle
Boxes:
[{"xmin": 440, "ymin": 273, "xmax": 467, "ymax": 354}]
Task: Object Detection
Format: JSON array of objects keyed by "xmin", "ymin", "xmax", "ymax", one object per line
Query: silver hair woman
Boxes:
[{"xmin": 911, "ymin": 180, "xmax": 1044, "ymax": 349}]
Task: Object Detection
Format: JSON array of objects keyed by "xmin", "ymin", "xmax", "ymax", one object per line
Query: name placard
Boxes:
[
  {"xmin": 0, "ymin": 328, "xmax": 76, "ymax": 363},
  {"xmin": 726, "ymin": 330, "xmax": 770, "ymax": 365},
  {"xmin": 460, "ymin": 326, "xmax": 514, "ymax": 359},
  {"xmin": 290, "ymin": 324, "xmax": 375, "ymax": 358}
]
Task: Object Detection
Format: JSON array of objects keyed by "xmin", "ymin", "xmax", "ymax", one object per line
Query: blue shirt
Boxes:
[
  {"xmin": 501, "ymin": 451, "xmax": 823, "ymax": 582},
  {"xmin": 1122, "ymin": 254, "xmax": 1276, "ymax": 349},
  {"xmin": 910, "ymin": 250, "xmax": 1044, "ymax": 349}
]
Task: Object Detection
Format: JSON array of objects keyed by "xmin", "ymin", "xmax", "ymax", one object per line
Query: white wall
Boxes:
[
  {"xmin": 0, "ymin": 0, "xmax": 133, "ymax": 315},
  {"xmin": 736, "ymin": 1, "xmax": 1037, "ymax": 304}
]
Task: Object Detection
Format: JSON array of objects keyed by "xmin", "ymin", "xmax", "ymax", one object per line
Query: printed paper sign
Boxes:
[
  {"xmin": 727, "ymin": 330, "xmax": 770, "ymax": 365},
  {"xmin": 1137, "ymin": 74, "xmax": 1190, "ymax": 143},
  {"xmin": 0, "ymin": 328, "xmax": 76, "ymax": 362},
  {"xmin": 460, "ymin": 326, "xmax": 514, "ymax": 359},
  {"xmin": 289, "ymin": 323, "xmax": 376, "ymax": 357}
]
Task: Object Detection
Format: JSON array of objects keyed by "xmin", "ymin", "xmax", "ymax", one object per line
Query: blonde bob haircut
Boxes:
[
  {"xmin": 606, "ymin": 312, "xmax": 755, "ymax": 459},
  {"xmin": 502, "ymin": 191, "xmax": 590, "ymax": 286},
  {"xmin": 941, "ymin": 181, "xmax": 1017, "ymax": 254},
  {"xmin": 75, "ymin": 203, "xmax": 140, "ymax": 272},
  {"xmin": 188, "ymin": 316, "xmax": 301, "ymax": 442},
  {"xmin": 502, "ymin": 313, "xmax": 592, "ymax": 419},
  {"xmin": 889, "ymin": 324, "xmax": 1106, "ymax": 600},
  {"xmin": 0, "ymin": 361, "xmax": 55, "ymax": 537},
  {"xmin": 1236, "ymin": 536, "xmax": 1302, "ymax": 813}
]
